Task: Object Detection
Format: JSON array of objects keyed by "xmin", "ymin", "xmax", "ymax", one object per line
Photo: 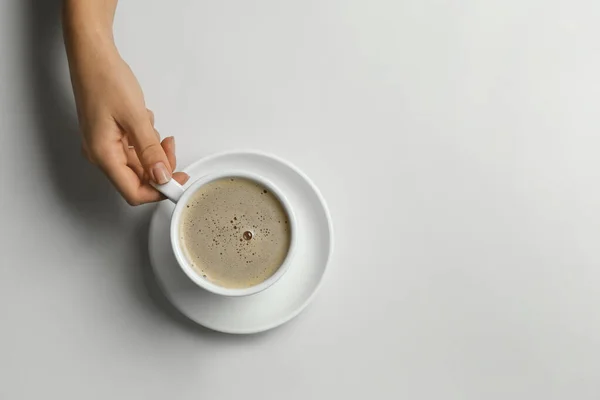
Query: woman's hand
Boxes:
[{"xmin": 63, "ymin": 0, "xmax": 188, "ymax": 205}]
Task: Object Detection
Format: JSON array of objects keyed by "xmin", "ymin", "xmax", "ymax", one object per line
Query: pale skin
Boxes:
[{"xmin": 62, "ymin": 0, "xmax": 189, "ymax": 206}]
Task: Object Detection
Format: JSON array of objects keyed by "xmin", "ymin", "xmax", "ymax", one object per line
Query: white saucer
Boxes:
[{"xmin": 148, "ymin": 151, "xmax": 334, "ymax": 334}]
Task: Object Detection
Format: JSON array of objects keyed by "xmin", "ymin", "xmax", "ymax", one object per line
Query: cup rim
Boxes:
[{"xmin": 170, "ymin": 171, "xmax": 297, "ymax": 297}]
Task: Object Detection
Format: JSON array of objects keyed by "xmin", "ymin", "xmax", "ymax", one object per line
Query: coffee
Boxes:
[{"xmin": 179, "ymin": 177, "xmax": 291, "ymax": 289}]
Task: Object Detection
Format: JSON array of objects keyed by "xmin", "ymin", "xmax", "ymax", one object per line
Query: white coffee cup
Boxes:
[{"xmin": 152, "ymin": 171, "xmax": 297, "ymax": 297}]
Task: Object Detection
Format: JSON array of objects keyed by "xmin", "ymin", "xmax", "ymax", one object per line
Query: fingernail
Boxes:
[{"xmin": 152, "ymin": 162, "xmax": 171, "ymax": 184}]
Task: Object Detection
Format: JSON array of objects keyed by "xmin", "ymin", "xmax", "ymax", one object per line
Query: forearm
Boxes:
[
  {"xmin": 62, "ymin": 0, "xmax": 119, "ymax": 71},
  {"xmin": 63, "ymin": 0, "xmax": 117, "ymax": 39},
  {"xmin": 63, "ymin": 0, "xmax": 122, "ymax": 120}
]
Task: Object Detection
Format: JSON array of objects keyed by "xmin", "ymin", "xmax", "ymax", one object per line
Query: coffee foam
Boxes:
[{"xmin": 179, "ymin": 177, "xmax": 291, "ymax": 289}]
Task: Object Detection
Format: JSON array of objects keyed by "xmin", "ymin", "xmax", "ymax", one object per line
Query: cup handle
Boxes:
[{"xmin": 150, "ymin": 179, "xmax": 185, "ymax": 203}]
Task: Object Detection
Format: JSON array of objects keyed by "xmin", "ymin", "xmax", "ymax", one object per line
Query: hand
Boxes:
[{"xmin": 67, "ymin": 46, "xmax": 189, "ymax": 205}]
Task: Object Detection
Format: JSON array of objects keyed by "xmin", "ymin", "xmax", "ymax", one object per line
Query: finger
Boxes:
[
  {"xmin": 121, "ymin": 114, "xmax": 172, "ymax": 185},
  {"xmin": 127, "ymin": 148, "xmax": 145, "ymax": 179},
  {"xmin": 122, "ymin": 129, "xmax": 159, "ymax": 150},
  {"xmin": 119, "ymin": 136, "xmax": 188, "ymax": 201},
  {"xmin": 173, "ymin": 172, "xmax": 190, "ymax": 185},
  {"xmin": 119, "ymin": 137, "xmax": 144, "ymax": 178},
  {"xmin": 146, "ymin": 109, "xmax": 160, "ymax": 141},
  {"xmin": 147, "ymin": 109, "xmax": 155, "ymax": 126},
  {"xmin": 100, "ymin": 161, "xmax": 162, "ymax": 206},
  {"xmin": 161, "ymin": 136, "xmax": 176, "ymax": 171},
  {"xmin": 123, "ymin": 133, "xmax": 170, "ymax": 181}
]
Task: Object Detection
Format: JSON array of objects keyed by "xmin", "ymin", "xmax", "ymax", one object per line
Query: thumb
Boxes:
[{"xmin": 125, "ymin": 116, "xmax": 172, "ymax": 184}]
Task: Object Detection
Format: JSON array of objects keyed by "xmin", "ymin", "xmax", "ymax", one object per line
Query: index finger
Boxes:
[{"xmin": 122, "ymin": 116, "xmax": 173, "ymax": 182}]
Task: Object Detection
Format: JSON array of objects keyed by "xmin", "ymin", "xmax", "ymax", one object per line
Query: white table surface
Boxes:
[{"xmin": 2, "ymin": 0, "xmax": 600, "ymax": 398}]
